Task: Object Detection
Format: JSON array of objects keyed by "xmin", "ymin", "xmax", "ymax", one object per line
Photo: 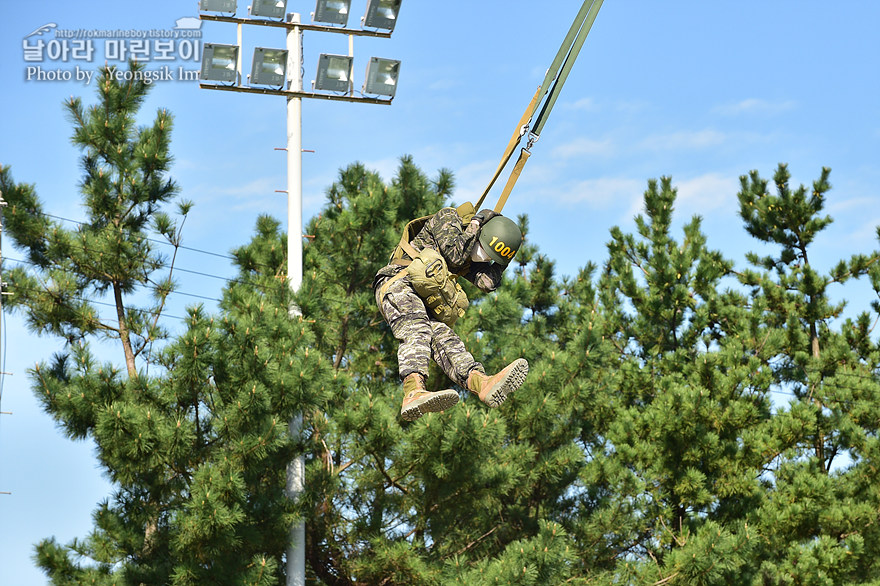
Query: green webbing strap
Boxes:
[
  {"xmin": 475, "ymin": 0, "xmax": 596, "ymax": 212},
  {"xmin": 475, "ymin": 0, "xmax": 604, "ymax": 214},
  {"xmin": 474, "ymin": 86, "xmax": 542, "ymax": 211},
  {"xmin": 532, "ymin": 0, "xmax": 604, "ymax": 138},
  {"xmin": 535, "ymin": 0, "xmax": 598, "ymax": 102},
  {"xmin": 493, "ymin": 148, "xmax": 531, "ymax": 213}
]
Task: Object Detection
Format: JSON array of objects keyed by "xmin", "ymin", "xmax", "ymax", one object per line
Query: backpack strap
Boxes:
[
  {"xmin": 389, "ymin": 215, "xmax": 430, "ymax": 266},
  {"xmin": 378, "ymin": 269, "xmax": 409, "ymax": 301},
  {"xmin": 388, "ymin": 204, "xmax": 476, "ymax": 267}
]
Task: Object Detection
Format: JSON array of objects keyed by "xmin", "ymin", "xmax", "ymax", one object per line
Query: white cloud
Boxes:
[
  {"xmin": 171, "ymin": 157, "xmax": 204, "ymax": 171},
  {"xmin": 551, "ymin": 136, "xmax": 615, "ymax": 159},
  {"xmin": 622, "ymin": 173, "xmax": 740, "ymax": 224},
  {"xmin": 674, "ymin": 173, "xmax": 740, "ymax": 216},
  {"xmin": 452, "ymin": 158, "xmax": 498, "ymax": 204},
  {"xmin": 360, "ymin": 156, "xmax": 403, "ymax": 183},
  {"xmin": 613, "ymin": 99, "xmax": 651, "ymax": 115},
  {"xmin": 638, "ymin": 129, "xmax": 727, "ymax": 151},
  {"xmin": 214, "ymin": 176, "xmax": 281, "ymax": 200},
  {"xmin": 824, "ymin": 196, "xmax": 880, "ymax": 252},
  {"xmin": 551, "ymin": 176, "xmax": 644, "ymax": 209},
  {"xmin": 563, "ymin": 97, "xmax": 598, "ymax": 112},
  {"xmin": 849, "ymin": 216, "xmax": 880, "ymax": 246},
  {"xmin": 826, "ymin": 195, "xmax": 877, "ymax": 216},
  {"xmin": 428, "ymin": 77, "xmax": 460, "ymax": 92},
  {"xmin": 714, "ymin": 98, "xmax": 796, "ymax": 116},
  {"xmin": 187, "ymin": 176, "xmax": 288, "ymax": 217}
]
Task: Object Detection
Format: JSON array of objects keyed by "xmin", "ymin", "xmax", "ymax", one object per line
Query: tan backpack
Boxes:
[{"xmin": 379, "ymin": 202, "xmax": 475, "ymax": 327}]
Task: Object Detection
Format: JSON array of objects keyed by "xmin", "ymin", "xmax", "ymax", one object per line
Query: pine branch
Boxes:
[
  {"xmin": 652, "ymin": 571, "xmax": 680, "ymax": 586},
  {"xmin": 370, "ymin": 452, "xmax": 408, "ymax": 494},
  {"xmin": 452, "ymin": 525, "xmax": 500, "ymax": 556}
]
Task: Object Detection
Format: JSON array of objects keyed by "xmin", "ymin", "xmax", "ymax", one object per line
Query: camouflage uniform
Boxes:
[{"xmin": 374, "ymin": 207, "xmax": 505, "ymax": 386}]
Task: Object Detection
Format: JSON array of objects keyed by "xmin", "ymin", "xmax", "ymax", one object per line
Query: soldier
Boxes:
[{"xmin": 373, "ymin": 206, "xmax": 529, "ymax": 421}]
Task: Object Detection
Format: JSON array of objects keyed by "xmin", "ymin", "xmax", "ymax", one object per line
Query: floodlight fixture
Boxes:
[
  {"xmin": 314, "ymin": 0, "xmax": 351, "ymax": 26},
  {"xmin": 314, "ymin": 54, "xmax": 353, "ymax": 92},
  {"xmin": 363, "ymin": 0, "xmax": 401, "ymax": 31},
  {"xmin": 363, "ymin": 57, "xmax": 399, "ymax": 97},
  {"xmin": 201, "ymin": 43, "xmax": 239, "ymax": 83},
  {"xmin": 199, "ymin": 0, "xmax": 237, "ymax": 13},
  {"xmin": 251, "ymin": 0, "xmax": 288, "ymax": 19},
  {"xmin": 250, "ymin": 47, "xmax": 288, "ymax": 86}
]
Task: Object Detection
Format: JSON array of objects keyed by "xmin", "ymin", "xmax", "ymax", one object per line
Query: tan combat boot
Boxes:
[
  {"xmin": 400, "ymin": 373, "xmax": 460, "ymax": 421},
  {"xmin": 467, "ymin": 358, "xmax": 529, "ymax": 408}
]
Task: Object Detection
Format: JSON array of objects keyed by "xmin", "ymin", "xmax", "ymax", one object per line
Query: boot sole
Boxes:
[
  {"xmin": 400, "ymin": 389, "xmax": 460, "ymax": 421},
  {"xmin": 481, "ymin": 358, "xmax": 529, "ymax": 408}
]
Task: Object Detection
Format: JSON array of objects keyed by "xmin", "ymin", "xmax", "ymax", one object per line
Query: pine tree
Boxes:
[
  {"xmin": 293, "ymin": 157, "xmax": 608, "ymax": 585},
  {"xmin": 577, "ymin": 176, "xmax": 768, "ymax": 585},
  {"xmin": 8, "ymin": 75, "xmax": 880, "ymax": 586},
  {"xmin": 736, "ymin": 164, "xmax": 880, "ymax": 584},
  {"xmin": 1, "ymin": 63, "xmax": 181, "ymax": 374},
  {"xmin": 2, "ymin": 61, "xmax": 187, "ymax": 578},
  {"xmin": 573, "ymin": 168, "xmax": 880, "ymax": 585},
  {"xmin": 2, "ymin": 64, "xmax": 331, "ymax": 584}
]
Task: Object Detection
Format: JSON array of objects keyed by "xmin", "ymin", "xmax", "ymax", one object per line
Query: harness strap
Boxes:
[
  {"xmin": 532, "ymin": 0, "xmax": 604, "ymax": 138},
  {"xmin": 476, "ymin": 0, "xmax": 604, "ymax": 215},
  {"xmin": 378, "ymin": 269, "xmax": 408, "ymax": 301},
  {"xmin": 539, "ymin": 0, "xmax": 598, "ymax": 98},
  {"xmin": 399, "ymin": 239, "xmax": 419, "ymax": 262},
  {"xmin": 475, "ymin": 86, "xmax": 541, "ymax": 211},
  {"xmin": 493, "ymin": 149, "xmax": 531, "ymax": 214}
]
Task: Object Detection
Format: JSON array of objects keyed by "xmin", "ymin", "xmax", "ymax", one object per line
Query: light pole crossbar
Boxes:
[
  {"xmin": 199, "ymin": 83, "xmax": 392, "ymax": 105},
  {"xmin": 199, "ymin": 13, "xmax": 392, "ymax": 38}
]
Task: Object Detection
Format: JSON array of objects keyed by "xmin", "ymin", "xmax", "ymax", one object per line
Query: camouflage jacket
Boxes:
[{"xmin": 374, "ymin": 207, "xmax": 505, "ymax": 292}]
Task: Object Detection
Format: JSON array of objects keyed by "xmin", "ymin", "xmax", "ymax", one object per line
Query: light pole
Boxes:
[
  {"xmin": 285, "ymin": 17, "xmax": 306, "ymax": 583},
  {"xmin": 198, "ymin": 3, "xmax": 401, "ymax": 584}
]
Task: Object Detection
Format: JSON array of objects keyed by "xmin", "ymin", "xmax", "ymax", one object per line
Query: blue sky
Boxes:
[{"xmin": 1, "ymin": 1, "xmax": 879, "ymax": 582}]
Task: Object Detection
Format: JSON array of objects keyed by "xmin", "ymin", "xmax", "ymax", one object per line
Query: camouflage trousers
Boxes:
[{"xmin": 375, "ymin": 273, "xmax": 482, "ymax": 386}]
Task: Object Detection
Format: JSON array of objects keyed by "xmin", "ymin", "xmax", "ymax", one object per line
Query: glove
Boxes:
[{"xmin": 472, "ymin": 208, "xmax": 499, "ymax": 226}]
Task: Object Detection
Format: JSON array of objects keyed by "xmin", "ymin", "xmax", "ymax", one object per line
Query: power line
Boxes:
[
  {"xmin": 40, "ymin": 211, "xmax": 273, "ymax": 269},
  {"xmin": 9, "ymin": 209, "xmax": 880, "ymax": 400},
  {"xmin": 5, "ymin": 279, "xmax": 188, "ymax": 322},
  {"xmin": 2, "ymin": 251, "xmax": 370, "ymax": 312},
  {"xmin": 10, "ymin": 208, "xmax": 379, "ymax": 306},
  {"xmin": 4, "ymin": 211, "xmax": 286, "ymax": 295},
  {"xmin": 2, "ymin": 257, "xmax": 222, "ymax": 306}
]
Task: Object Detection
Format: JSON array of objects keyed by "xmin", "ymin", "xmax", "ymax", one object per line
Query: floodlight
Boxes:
[
  {"xmin": 314, "ymin": 0, "xmax": 351, "ymax": 26},
  {"xmin": 363, "ymin": 0, "xmax": 401, "ymax": 31},
  {"xmin": 362, "ymin": 57, "xmax": 399, "ymax": 97},
  {"xmin": 315, "ymin": 54, "xmax": 353, "ymax": 92},
  {"xmin": 199, "ymin": 0, "xmax": 237, "ymax": 12},
  {"xmin": 200, "ymin": 43, "xmax": 239, "ymax": 83},
  {"xmin": 251, "ymin": 0, "xmax": 288, "ymax": 18},
  {"xmin": 250, "ymin": 47, "xmax": 288, "ymax": 86}
]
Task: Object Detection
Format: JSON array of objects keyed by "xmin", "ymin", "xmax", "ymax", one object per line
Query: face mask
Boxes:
[{"xmin": 471, "ymin": 241, "xmax": 492, "ymax": 263}]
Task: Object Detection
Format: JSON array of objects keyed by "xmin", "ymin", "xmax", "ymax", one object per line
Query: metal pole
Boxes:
[
  {"xmin": 348, "ymin": 34, "xmax": 354, "ymax": 96},
  {"xmin": 236, "ymin": 23, "xmax": 243, "ymax": 83},
  {"xmin": 0, "ymin": 192, "xmax": 9, "ymax": 497},
  {"xmin": 285, "ymin": 13, "xmax": 306, "ymax": 586}
]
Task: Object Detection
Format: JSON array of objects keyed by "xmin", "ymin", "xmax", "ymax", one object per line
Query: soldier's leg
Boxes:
[
  {"xmin": 466, "ymin": 358, "xmax": 529, "ymax": 408},
  {"xmin": 376, "ymin": 275, "xmax": 433, "ymax": 379},
  {"xmin": 375, "ymin": 275, "xmax": 458, "ymax": 420},
  {"xmin": 428, "ymin": 320, "xmax": 483, "ymax": 388}
]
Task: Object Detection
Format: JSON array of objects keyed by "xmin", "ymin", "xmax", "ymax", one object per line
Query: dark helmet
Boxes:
[{"xmin": 478, "ymin": 216, "xmax": 523, "ymax": 265}]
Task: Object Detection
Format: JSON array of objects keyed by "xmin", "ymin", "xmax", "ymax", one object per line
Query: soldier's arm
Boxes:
[
  {"xmin": 466, "ymin": 262, "xmax": 505, "ymax": 292},
  {"xmin": 430, "ymin": 208, "xmax": 479, "ymax": 267}
]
